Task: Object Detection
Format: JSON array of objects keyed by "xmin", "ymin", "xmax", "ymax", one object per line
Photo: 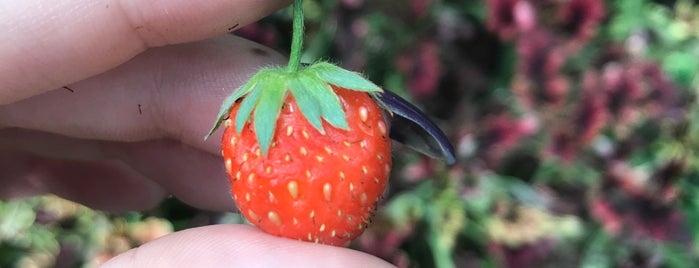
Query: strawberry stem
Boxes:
[{"xmin": 287, "ymin": 0, "xmax": 304, "ymax": 73}]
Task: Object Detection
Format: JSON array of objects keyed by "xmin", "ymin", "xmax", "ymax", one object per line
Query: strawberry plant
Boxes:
[{"xmin": 206, "ymin": 0, "xmax": 454, "ymax": 246}]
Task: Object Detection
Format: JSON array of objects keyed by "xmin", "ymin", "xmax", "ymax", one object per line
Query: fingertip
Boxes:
[{"xmin": 103, "ymin": 225, "xmax": 395, "ymax": 268}]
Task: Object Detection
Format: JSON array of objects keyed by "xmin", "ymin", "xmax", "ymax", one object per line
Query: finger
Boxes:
[
  {"xmin": 117, "ymin": 139, "xmax": 234, "ymax": 211},
  {"xmin": 103, "ymin": 225, "xmax": 395, "ymax": 268},
  {"xmin": 0, "ymin": 129, "xmax": 234, "ymax": 211},
  {"xmin": 0, "ymin": 35, "xmax": 286, "ymax": 155},
  {"xmin": 0, "ymin": 0, "xmax": 290, "ymax": 104},
  {"xmin": 0, "ymin": 149, "xmax": 166, "ymax": 211}
]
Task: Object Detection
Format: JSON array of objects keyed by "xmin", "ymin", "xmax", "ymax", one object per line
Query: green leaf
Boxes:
[
  {"xmin": 289, "ymin": 75, "xmax": 324, "ymax": 133},
  {"xmin": 298, "ymin": 74, "xmax": 349, "ymax": 130},
  {"xmin": 204, "ymin": 79, "xmax": 256, "ymax": 139},
  {"xmin": 253, "ymin": 78, "xmax": 287, "ymax": 155},
  {"xmin": 309, "ymin": 62, "xmax": 382, "ymax": 92},
  {"xmin": 235, "ymin": 81, "xmax": 265, "ymax": 134}
]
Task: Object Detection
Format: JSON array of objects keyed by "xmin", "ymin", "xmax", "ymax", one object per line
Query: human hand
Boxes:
[{"xmin": 0, "ymin": 1, "xmax": 393, "ymax": 267}]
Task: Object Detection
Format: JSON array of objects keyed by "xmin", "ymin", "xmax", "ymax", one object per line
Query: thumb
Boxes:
[{"xmin": 102, "ymin": 224, "xmax": 395, "ymax": 268}]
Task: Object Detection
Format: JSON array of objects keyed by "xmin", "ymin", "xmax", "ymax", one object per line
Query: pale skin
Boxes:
[{"xmin": 0, "ymin": 0, "xmax": 393, "ymax": 267}]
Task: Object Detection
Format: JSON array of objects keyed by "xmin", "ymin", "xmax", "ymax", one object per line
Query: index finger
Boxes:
[{"xmin": 0, "ymin": 0, "xmax": 290, "ymax": 105}]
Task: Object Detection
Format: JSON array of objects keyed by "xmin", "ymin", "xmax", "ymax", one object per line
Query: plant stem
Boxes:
[{"xmin": 287, "ymin": 0, "xmax": 304, "ymax": 73}]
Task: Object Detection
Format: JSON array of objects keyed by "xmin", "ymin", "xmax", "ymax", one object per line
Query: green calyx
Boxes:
[
  {"xmin": 206, "ymin": 0, "xmax": 384, "ymax": 156},
  {"xmin": 205, "ymin": 62, "xmax": 383, "ymax": 155}
]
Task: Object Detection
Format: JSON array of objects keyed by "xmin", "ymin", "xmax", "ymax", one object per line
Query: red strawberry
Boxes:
[
  {"xmin": 207, "ymin": 0, "xmax": 453, "ymax": 248},
  {"xmin": 221, "ymin": 86, "xmax": 391, "ymax": 246}
]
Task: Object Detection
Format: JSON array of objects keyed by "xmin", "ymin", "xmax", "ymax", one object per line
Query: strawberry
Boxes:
[
  {"xmin": 206, "ymin": 0, "xmax": 453, "ymax": 247},
  {"xmin": 220, "ymin": 86, "xmax": 391, "ymax": 246},
  {"xmin": 206, "ymin": 62, "xmax": 392, "ymax": 246}
]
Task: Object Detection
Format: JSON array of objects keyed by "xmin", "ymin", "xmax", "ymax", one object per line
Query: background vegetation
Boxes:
[{"xmin": 3, "ymin": 0, "xmax": 699, "ymax": 267}]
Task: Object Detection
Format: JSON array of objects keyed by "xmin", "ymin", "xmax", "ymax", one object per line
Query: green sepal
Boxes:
[
  {"xmin": 206, "ymin": 62, "xmax": 384, "ymax": 156},
  {"xmin": 204, "ymin": 78, "xmax": 256, "ymax": 139},
  {"xmin": 289, "ymin": 76, "xmax": 325, "ymax": 133},
  {"xmin": 253, "ymin": 78, "xmax": 286, "ymax": 155},
  {"xmin": 235, "ymin": 81, "xmax": 265, "ymax": 134},
  {"xmin": 298, "ymin": 74, "xmax": 349, "ymax": 130},
  {"xmin": 309, "ymin": 62, "xmax": 382, "ymax": 92}
]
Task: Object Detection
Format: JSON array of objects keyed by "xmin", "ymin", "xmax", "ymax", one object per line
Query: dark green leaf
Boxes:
[
  {"xmin": 299, "ymin": 75, "xmax": 348, "ymax": 130},
  {"xmin": 235, "ymin": 81, "xmax": 265, "ymax": 134},
  {"xmin": 289, "ymin": 75, "xmax": 324, "ymax": 133},
  {"xmin": 254, "ymin": 78, "xmax": 286, "ymax": 155},
  {"xmin": 309, "ymin": 62, "xmax": 381, "ymax": 92},
  {"xmin": 376, "ymin": 89, "xmax": 456, "ymax": 165}
]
